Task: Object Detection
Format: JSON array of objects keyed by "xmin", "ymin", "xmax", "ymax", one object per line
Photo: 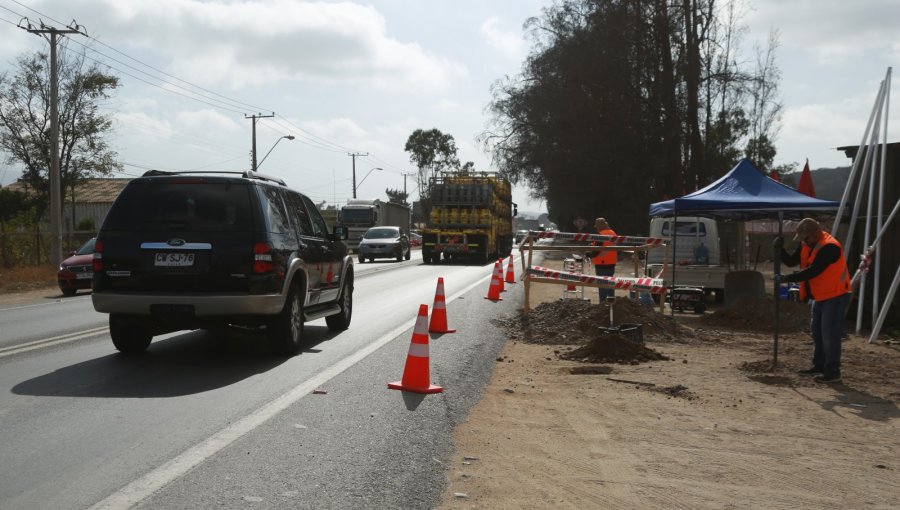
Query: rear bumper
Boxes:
[{"xmin": 92, "ymin": 291, "xmax": 284, "ymax": 316}]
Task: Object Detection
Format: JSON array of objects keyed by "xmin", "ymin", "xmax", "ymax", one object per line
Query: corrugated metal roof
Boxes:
[{"xmin": 3, "ymin": 178, "xmax": 131, "ymax": 203}]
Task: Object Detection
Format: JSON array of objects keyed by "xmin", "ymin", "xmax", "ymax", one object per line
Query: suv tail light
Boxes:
[
  {"xmin": 253, "ymin": 242, "xmax": 273, "ymax": 273},
  {"xmin": 92, "ymin": 239, "xmax": 104, "ymax": 272}
]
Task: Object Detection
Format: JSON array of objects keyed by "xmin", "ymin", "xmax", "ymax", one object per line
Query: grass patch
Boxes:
[{"xmin": 0, "ymin": 265, "xmax": 58, "ymax": 294}]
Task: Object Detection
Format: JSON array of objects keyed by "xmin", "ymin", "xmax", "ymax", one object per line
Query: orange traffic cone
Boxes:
[
  {"xmin": 389, "ymin": 304, "xmax": 443, "ymax": 394},
  {"xmin": 484, "ymin": 272, "xmax": 503, "ymax": 301},
  {"xmin": 495, "ymin": 260, "xmax": 506, "ymax": 292},
  {"xmin": 505, "ymin": 254, "xmax": 516, "ymax": 284},
  {"xmin": 429, "ymin": 277, "xmax": 456, "ymax": 334}
]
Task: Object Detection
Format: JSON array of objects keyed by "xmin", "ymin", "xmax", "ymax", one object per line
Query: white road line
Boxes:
[
  {"xmin": 0, "ymin": 326, "xmax": 109, "ymax": 358},
  {"xmin": 90, "ymin": 273, "xmax": 492, "ymax": 510}
]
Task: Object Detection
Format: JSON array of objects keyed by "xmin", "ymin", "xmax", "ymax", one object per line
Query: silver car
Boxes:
[{"xmin": 357, "ymin": 226, "xmax": 411, "ymax": 263}]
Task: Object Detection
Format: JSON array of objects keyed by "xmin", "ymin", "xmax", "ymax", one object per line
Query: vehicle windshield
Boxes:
[
  {"xmin": 364, "ymin": 227, "xmax": 400, "ymax": 239},
  {"xmin": 76, "ymin": 238, "xmax": 96, "ymax": 255}
]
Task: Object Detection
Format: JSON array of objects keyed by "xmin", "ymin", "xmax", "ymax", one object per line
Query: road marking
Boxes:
[
  {"xmin": 90, "ymin": 274, "xmax": 491, "ymax": 510},
  {"xmin": 0, "ymin": 326, "xmax": 109, "ymax": 358}
]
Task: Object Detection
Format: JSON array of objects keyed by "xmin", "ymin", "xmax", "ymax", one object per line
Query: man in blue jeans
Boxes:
[{"xmin": 776, "ymin": 218, "xmax": 851, "ymax": 384}]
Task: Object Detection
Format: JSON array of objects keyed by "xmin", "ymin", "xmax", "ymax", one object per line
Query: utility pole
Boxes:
[
  {"xmin": 348, "ymin": 152, "xmax": 369, "ymax": 199},
  {"xmin": 22, "ymin": 20, "xmax": 82, "ymax": 269},
  {"xmin": 402, "ymin": 172, "xmax": 416, "ymax": 196},
  {"xmin": 246, "ymin": 113, "xmax": 274, "ymax": 171}
]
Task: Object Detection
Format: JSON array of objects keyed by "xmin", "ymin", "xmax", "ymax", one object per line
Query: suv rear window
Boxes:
[{"xmin": 103, "ymin": 179, "xmax": 253, "ymax": 232}]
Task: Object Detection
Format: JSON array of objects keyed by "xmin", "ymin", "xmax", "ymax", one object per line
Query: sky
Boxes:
[{"xmin": 0, "ymin": 0, "xmax": 897, "ymax": 216}]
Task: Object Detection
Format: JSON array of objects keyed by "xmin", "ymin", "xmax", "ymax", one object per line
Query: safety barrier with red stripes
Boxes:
[
  {"xmin": 526, "ymin": 230, "xmax": 667, "ymax": 247},
  {"xmin": 528, "ymin": 265, "xmax": 667, "ymax": 294}
]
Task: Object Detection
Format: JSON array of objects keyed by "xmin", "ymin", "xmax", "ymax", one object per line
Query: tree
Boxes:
[
  {"xmin": 480, "ymin": 0, "xmax": 781, "ymax": 234},
  {"xmin": 0, "ymin": 44, "xmax": 121, "ymax": 225},
  {"xmin": 744, "ymin": 30, "xmax": 783, "ymax": 172},
  {"xmin": 385, "ymin": 188, "xmax": 408, "ymax": 205},
  {"xmin": 404, "ymin": 128, "xmax": 460, "ymax": 200}
]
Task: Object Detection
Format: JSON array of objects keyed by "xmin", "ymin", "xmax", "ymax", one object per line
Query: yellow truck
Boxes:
[{"xmin": 422, "ymin": 172, "xmax": 515, "ymax": 264}]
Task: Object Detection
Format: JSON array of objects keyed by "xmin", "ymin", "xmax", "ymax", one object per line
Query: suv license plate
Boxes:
[{"xmin": 155, "ymin": 252, "xmax": 195, "ymax": 267}]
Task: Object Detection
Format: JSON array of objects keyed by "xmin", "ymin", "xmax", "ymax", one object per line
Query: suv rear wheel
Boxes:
[
  {"xmin": 268, "ymin": 284, "xmax": 304, "ymax": 356},
  {"xmin": 325, "ymin": 274, "xmax": 353, "ymax": 331},
  {"xmin": 109, "ymin": 314, "xmax": 152, "ymax": 354}
]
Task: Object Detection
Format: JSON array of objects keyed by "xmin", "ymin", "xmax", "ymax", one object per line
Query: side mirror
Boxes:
[{"xmin": 333, "ymin": 225, "xmax": 348, "ymax": 240}]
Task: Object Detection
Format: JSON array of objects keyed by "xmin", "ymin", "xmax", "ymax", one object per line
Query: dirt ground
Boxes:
[
  {"xmin": 4, "ymin": 274, "xmax": 900, "ymax": 509},
  {"xmin": 439, "ymin": 258, "xmax": 900, "ymax": 509}
]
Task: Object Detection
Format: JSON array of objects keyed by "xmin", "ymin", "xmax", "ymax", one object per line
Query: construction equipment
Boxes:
[{"xmin": 422, "ymin": 172, "xmax": 514, "ymax": 264}]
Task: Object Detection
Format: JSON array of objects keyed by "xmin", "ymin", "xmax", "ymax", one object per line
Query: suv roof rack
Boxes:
[{"xmin": 140, "ymin": 169, "xmax": 286, "ymax": 186}]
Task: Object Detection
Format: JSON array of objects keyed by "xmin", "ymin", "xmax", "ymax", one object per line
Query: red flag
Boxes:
[{"xmin": 797, "ymin": 159, "xmax": 816, "ymax": 197}]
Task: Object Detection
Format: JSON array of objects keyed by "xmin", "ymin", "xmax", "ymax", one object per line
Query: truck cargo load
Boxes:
[{"xmin": 422, "ymin": 172, "xmax": 514, "ymax": 264}]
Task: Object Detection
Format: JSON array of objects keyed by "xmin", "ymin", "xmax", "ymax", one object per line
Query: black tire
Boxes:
[
  {"xmin": 60, "ymin": 286, "xmax": 77, "ymax": 297},
  {"xmin": 694, "ymin": 303, "xmax": 707, "ymax": 314},
  {"xmin": 109, "ymin": 314, "xmax": 152, "ymax": 354},
  {"xmin": 268, "ymin": 284, "xmax": 304, "ymax": 356},
  {"xmin": 325, "ymin": 272, "xmax": 353, "ymax": 331},
  {"xmin": 358, "ymin": 254, "xmax": 364, "ymax": 263}
]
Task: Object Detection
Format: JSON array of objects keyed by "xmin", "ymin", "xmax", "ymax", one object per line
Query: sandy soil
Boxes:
[
  {"xmin": 439, "ymin": 258, "xmax": 900, "ymax": 509},
  {"xmin": 0, "ymin": 285, "xmax": 68, "ymax": 305}
]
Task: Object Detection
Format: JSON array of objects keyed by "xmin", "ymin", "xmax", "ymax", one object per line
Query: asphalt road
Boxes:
[{"xmin": 0, "ymin": 250, "xmax": 537, "ymax": 509}]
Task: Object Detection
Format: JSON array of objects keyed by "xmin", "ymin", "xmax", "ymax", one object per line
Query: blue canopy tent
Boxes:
[
  {"xmin": 648, "ymin": 159, "xmax": 844, "ymax": 367},
  {"xmin": 650, "ymin": 159, "xmax": 842, "ymax": 219}
]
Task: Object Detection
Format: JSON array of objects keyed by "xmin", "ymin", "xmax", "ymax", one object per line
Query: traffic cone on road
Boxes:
[
  {"xmin": 388, "ymin": 304, "xmax": 443, "ymax": 394},
  {"xmin": 505, "ymin": 254, "xmax": 516, "ymax": 284},
  {"xmin": 494, "ymin": 260, "xmax": 506, "ymax": 292},
  {"xmin": 429, "ymin": 277, "xmax": 456, "ymax": 334},
  {"xmin": 484, "ymin": 272, "xmax": 503, "ymax": 301}
]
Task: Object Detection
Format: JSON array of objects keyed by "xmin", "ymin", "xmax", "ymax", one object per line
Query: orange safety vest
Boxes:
[
  {"xmin": 798, "ymin": 232, "xmax": 851, "ymax": 302},
  {"xmin": 592, "ymin": 228, "xmax": 618, "ymax": 266}
]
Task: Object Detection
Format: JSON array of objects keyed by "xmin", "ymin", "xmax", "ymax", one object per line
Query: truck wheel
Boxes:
[
  {"xmin": 109, "ymin": 314, "xmax": 152, "ymax": 354},
  {"xmin": 325, "ymin": 273, "xmax": 353, "ymax": 331},
  {"xmin": 268, "ymin": 284, "xmax": 304, "ymax": 356},
  {"xmin": 694, "ymin": 303, "xmax": 707, "ymax": 314}
]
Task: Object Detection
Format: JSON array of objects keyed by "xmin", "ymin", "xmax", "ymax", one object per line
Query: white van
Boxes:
[{"xmin": 646, "ymin": 216, "xmax": 720, "ymax": 266}]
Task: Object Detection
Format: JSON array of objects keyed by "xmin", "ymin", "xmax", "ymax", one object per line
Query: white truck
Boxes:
[
  {"xmin": 339, "ymin": 199, "xmax": 411, "ymax": 252},
  {"xmin": 646, "ymin": 216, "xmax": 729, "ymax": 302}
]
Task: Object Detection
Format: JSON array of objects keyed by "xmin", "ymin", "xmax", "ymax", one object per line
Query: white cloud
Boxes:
[
  {"xmin": 480, "ymin": 17, "xmax": 526, "ymax": 60},
  {"xmin": 174, "ymin": 109, "xmax": 241, "ymax": 133},
  {"xmin": 78, "ymin": 0, "xmax": 467, "ymax": 91},
  {"xmin": 745, "ymin": 0, "xmax": 900, "ymax": 64}
]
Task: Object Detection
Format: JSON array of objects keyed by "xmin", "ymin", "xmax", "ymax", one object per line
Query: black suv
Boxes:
[{"xmin": 91, "ymin": 170, "xmax": 353, "ymax": 356}]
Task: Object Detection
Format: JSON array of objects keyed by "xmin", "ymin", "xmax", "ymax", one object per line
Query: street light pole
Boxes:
[
  {"xmin": 257, "ymin": 135, "xmax": 295, "ymax": 169},
  {"xmin": 246, "ymin": 113, "xmax": 275, "ymax": 171},
  {"xmin": 348, "ymin": 152, "xmax": 369, "ymax": 198},
  {"xmin": 356, "ymin": 167, "xmax": 383, "ymax": 196}
]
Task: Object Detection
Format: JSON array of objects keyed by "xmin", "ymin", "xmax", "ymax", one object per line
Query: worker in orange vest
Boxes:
[
  {"xmin": 775, "ymin": 218, "xmax": 851, "ymax": 384},
  {"xmin": 591, "ymin": 217, "xmax": 617, "ymax": 300}
]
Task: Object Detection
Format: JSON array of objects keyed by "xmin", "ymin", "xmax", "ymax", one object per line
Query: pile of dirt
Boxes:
[
  {"xmin": 701, "ymin": 299, "xmax": 810, "ymax": 332},
  {"xmin": 508, "ymin": 298, "xmax": 693, "ymax": 345},
  {"xmin": 560, "ymin": 332, "xmax": 670, "ymax": 364}
]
